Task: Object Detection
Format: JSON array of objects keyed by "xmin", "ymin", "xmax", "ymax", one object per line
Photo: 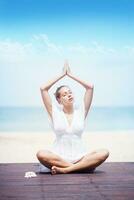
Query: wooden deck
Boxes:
[{"xmin": 0, "ymin": 162, "xmax": 134, "ymax": 200}]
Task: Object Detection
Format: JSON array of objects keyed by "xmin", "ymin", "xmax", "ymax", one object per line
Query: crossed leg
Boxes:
[
  {"xmin": 36, "ymin": 150, "xmax": 74, "ymax": 169},
  {"xmin": 51, "ymin": 149, "xmax": 109, "ymax": 174},
  {"xmin": 36, "ymin": 149, "xmax": 109, "ymax": 175}
]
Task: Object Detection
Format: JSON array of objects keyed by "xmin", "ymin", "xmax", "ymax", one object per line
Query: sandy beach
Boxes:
[{"xmin": 0, "ymin": 130, "xmax": 134, "ymax": 163}]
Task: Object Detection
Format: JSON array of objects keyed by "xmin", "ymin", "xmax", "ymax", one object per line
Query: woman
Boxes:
[{"xmin": 37, "ymin": 62, "xmax": 109, "ymax": 175}]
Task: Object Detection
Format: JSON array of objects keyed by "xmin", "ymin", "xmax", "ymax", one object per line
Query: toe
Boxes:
[
  {"xmin": 51, "ymin": 171, "xmax": 55, "ymax": 175},
  {"xmin": 51, "ymin": 166, "xmax": 57, "ymax": 175}
]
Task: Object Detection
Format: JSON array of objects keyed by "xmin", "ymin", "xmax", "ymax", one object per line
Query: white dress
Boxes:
[{"xmin": 39, "ymin": 102, "xmax": 88, "ymax": 173}]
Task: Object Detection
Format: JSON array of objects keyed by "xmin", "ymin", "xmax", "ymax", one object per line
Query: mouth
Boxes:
[{"xmin": 68, "ymin": 97, "xmax": 73, "ymax": 102}]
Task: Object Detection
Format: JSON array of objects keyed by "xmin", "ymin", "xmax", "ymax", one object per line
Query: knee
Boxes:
[
  {"xmin": 36, "ymin": 150, "xmax": 43, "ymax": 160},
  {"xmin": 36, "ymin": 150, "xmax": 50, "ymax": 161},
  {"xmin": 99, "ymin": 149, "xmax": 110, "ymax": 161}
]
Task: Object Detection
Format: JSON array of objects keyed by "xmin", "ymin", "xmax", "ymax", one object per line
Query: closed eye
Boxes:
[{"xmin": 62, "ymin": 90, "xmax": 72, "ymax": 97}]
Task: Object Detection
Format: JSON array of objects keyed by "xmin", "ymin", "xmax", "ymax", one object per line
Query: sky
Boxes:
[{"xmin": 0, "ymin": 0, "xmax": 134, "ymax": 107}]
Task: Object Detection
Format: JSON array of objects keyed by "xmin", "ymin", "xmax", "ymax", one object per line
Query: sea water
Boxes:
[{"xmin": 0, "ymin": 106, "xmax": 134, "ymax": 132}]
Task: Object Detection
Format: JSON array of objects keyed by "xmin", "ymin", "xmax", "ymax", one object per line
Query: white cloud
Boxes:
[
  {"xmin": 124, "ymin": 46, "xmax": 134, "ymax": 55},
  {"xmin": 0, "ymin": 34, "xmax": 134, "ymax": 67},
  {"xmin": 68, "ymin": 43, "xmax": 89, "ymax": 54},
  {"xmin": 33, "ymin": 34, "xmax": 63, "ymax": 55},
  {"xmin": 0, "ymin": 39, "xmax": 32, "ymax": 63},
  {"xmin": 68, "ymin": 41, "xmax": 117, "ymax": 55},
  {"xmin": 0, "ymin": 34, "xmax": 134, "ymax": 107}
]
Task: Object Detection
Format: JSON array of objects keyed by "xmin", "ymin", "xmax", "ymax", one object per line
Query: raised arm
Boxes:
[
  {"xmin": 66, "ymin": 64, "xmax": 94, "ymax": 118},
  {"xmin": 40, "ymin": 66, "xmax": 67, "ymax": 119}
]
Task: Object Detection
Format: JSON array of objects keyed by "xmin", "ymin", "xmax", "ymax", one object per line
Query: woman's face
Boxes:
[{"xmin": 58, "ymin": 87, "xmax": 74, "ymax": 106}]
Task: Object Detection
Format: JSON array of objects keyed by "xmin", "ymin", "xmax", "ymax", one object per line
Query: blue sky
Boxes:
[{"xmin": 0, "ymin": 0, "xmax": 134, "ymax": 106}]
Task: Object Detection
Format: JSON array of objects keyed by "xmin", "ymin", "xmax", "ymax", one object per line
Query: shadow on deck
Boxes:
[{"xmin": 0, "ymin": 162, "xmax": 134, "ymax": 200}]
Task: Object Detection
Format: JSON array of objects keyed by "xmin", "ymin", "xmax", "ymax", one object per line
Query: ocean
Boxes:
[{"xmin": 0, "ymin": 106, "xmax": 134, "ymax": 132}]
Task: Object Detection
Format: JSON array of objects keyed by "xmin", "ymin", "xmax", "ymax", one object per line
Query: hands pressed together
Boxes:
[{"xmin": 62, "ymin": 60, "xmax": 71, "ymax": 76}]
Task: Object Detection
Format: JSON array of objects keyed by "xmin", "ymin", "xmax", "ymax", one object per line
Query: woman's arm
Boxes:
[
  {"xmin": 40, "ymin": 67, "xmax": 67, "ymax": 118},
  {"xmin": 67, "ymin": 65, "xmax": 94, "ymax": 118}
]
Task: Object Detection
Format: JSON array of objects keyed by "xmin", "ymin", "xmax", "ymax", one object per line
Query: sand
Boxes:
[{"xmin": 0, "ymin": 130, "xmax": 134, "ymax": 163}]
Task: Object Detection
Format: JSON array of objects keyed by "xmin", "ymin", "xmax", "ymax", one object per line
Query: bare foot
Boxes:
[{"xmin": 51, "ymin": 166, "xmax": 67, "ymax": 175}]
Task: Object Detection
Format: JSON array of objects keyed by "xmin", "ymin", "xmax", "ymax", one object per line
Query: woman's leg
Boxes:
[
  {"xmin": 51, "ymin": 149, "xmax": 109, "ymax": 174},
  {"xmin": 36, "ymin": 150, "xmax": 73, "ymax": 169}
]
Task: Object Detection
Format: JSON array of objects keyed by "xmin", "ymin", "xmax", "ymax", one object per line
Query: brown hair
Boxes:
[{"xmin": 54, "ymin": 85, "xmax": 68, "ymax": 101}]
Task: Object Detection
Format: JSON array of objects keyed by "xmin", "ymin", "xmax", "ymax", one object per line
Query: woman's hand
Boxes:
[
  {"xmin": 62, "ymin": 64, "xmax": 67, "ymax": 76},
  {"xmin": 62, "ymin": 60, "xmax": 71, "ymax": 76},
  {"xmin": 66, "ymin": 65, "xmax": 71, "ymax": 76},
  {"xmin": 64, "ymin": 60, "xmax": 72, "ymax": 76}
]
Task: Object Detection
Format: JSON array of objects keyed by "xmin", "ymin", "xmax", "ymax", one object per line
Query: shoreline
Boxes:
[{"xmin": 0, "ymin": 130, "xmax": 134, "ymax": 163}]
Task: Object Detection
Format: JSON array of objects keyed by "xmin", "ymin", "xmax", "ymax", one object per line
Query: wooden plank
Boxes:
[{"xmin": 0, "ymin": 163, "xmax": 134, "ymax": 200}]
